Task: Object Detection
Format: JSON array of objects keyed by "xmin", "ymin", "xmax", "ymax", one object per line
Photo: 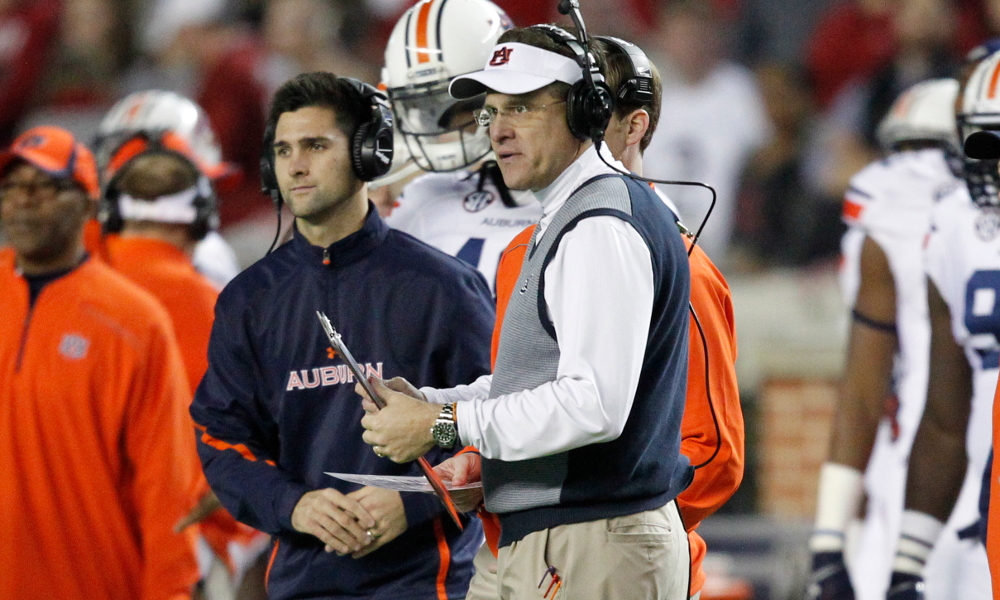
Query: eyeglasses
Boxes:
[
  {"xmin": 472, "ymin": 100, "xmax": 568, "ymax": 127},
  {"xmin": 0, "ymin": 178, "xmax": 78, "ymax": 199}
]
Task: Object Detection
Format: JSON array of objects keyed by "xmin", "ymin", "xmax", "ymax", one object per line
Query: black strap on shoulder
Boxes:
[{"xmin": 851, "ymin": 308, "xmax": 897, "ymax": 334}]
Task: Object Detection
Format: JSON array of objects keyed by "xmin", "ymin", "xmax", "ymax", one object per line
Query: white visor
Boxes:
[
  {"xmin": 449, "ymin": 43, "xmax": 583, "ymax": 99},
  {"xmin": 118, "ymin": 186, "xmax": 199, "ymax": 223}
]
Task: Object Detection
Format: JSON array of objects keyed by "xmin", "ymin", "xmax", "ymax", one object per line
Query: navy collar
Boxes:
[{"xmin": 292, "ymin": 202, "xmax": 389, "ymax": 268}]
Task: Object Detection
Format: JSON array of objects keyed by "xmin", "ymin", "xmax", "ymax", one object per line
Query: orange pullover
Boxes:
[
  {"xmin": 104, "ymin": 235, "xmax": 261, "ymax": 561},
  {"xmin": 0, "ymin": 250, "xmax": 200, "ymax": 599}
]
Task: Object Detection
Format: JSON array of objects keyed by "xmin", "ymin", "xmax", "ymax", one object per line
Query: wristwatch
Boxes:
[{"xmin": 431, "ymin": 403, "xmax": 458, "ymax": 449}]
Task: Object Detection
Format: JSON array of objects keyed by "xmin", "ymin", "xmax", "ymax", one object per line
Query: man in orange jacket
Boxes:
[
  {"xmin": 0, "ymin": 127, "xmax": 201, "ymax": 599},
  {"xmin": 430, "ymin": 37, "xmax": 745, "ymax": 600},
  {"xmin": 94, "ymin": 90, "xmax": 269, "ymax": 594}
]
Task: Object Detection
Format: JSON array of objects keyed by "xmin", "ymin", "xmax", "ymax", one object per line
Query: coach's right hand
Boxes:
[{"xmin": 292, "ymin": 488, "xmax": 378, "ymax": 554}]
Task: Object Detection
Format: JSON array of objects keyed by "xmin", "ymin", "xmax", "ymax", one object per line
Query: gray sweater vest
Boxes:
[{"xmin": 484, "ymin": 174, "xmax": 692, "ymax": 546}]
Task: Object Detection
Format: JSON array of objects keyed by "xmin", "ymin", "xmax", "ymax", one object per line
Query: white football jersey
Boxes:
[
  {"xmin": 920, "ymin": 182, "xmax": 995, "ymax": 600},
  {"xmin": 837, "ymin": 149, "xmax": 959, "ymax": 600},
  {"xmin": 386, "ymin": 168, "xmax": 541, "ymax": 292},
  {"xmin": 192, "ymin": 230, "xmax": 241, "ymax": 289}
]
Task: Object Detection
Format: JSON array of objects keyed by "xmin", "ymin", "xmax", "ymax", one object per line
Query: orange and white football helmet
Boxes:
[
  {"xmin": 382, "ymin": 0, "xmax": 513, "ymax": 172},
  {"xmin": 95, "ymin": 90, "xmax": 233, "ymax": 239}
]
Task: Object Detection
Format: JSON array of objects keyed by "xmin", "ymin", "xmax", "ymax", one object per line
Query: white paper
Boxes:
[{"xmin": 325, "ymin": 472, "xmax": 483, "ymax": 492}]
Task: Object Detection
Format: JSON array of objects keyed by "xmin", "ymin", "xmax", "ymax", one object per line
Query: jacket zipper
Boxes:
[
  {"xmin": 15, "ymin": 302, "xmax": 35, "ymax": 373},
  {"xmin": 322, "ymin": 247, "xmax": 330, "ymax": 266}
]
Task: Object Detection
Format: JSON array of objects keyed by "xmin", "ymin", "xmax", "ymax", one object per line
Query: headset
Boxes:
[
  {"xmin": 594, "ymin": 35, "xmax": 654, "ymax": 105},
  {"xmin": 98, "ymin": 130, "xmax": 219, "ymax": 242},
  {"xmin": 552, "ymin": 0, "xmax": 722, "ymax": 469},
  {"xmin": 528, "ymin": 23, "xmax": 615, "ymax": 143},
  {"xmin": 260, "ymin": 76, "xmax": 395, "ymax": 253}
]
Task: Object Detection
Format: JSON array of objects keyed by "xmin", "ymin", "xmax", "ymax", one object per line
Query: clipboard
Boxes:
[{"xmin": 317, "ymin": 311, "xmax": 464, "ymax": 530}]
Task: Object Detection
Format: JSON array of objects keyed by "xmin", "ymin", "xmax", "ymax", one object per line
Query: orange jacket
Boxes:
[
  {"xmin": 104, "ymin": 235, "xmax": 261, "ymax": 561},
  {"xmin": 82, "ymin": 218, "xmax": 111, "ymax": 263},
  {"xmin": 105, "ymin": 236, "xmax": 217, "ymax": 395},
  {"xmin": 677, "ymin": 239, "xmax": 744, "ymax": 527},
  {"xmin": 0, "ymin": 250, "xmax": 200, "ymax": 600},
  {"xmin": 488, "ymin": 226, "xmax": 745, "ymax": 596}
]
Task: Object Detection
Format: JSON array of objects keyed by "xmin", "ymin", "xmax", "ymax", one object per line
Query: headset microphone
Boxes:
[{"xmin": 557, "ymin": 1, "xmax": 590, "ymax": 48}]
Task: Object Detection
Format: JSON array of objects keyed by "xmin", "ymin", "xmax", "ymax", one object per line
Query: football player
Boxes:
[
  {"xmin": 961, "ymin": 104, "xmax": 1000, "ymax": 600},
  {"xmin": 879, "ymin": 52, "xmax": 1000, "ymax": 600},
  {"xmin": 805, "ymin": 78, "xmax": 961, "ymax": 600},
  {"xmin": 381, "ymin": 0, "xmax": 541, "ymax": 291}
]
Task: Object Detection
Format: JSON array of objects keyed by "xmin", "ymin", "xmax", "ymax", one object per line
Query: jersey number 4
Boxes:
[{"xmin": 457, "ymin": 238, "xmax": 485, "ymax": 268}]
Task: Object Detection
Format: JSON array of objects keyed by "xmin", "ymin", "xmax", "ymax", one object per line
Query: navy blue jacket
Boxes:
[{"xmin": 191, "ymin": 205, "xmax": 494, "ymax": 600}]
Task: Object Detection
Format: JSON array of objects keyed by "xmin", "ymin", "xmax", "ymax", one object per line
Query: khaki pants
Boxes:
[
  {"xmin": 493, "ymin": 501, "xmax": 689, "ymax": 600},
  {"xmin": 465, "ymin": 542, "xmax": 501, "ymax": 600}
]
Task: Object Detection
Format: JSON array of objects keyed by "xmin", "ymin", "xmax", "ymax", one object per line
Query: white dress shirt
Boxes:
[{"xmin": 423, "ymin": 144, "xmax": 659, "ymax": 461}]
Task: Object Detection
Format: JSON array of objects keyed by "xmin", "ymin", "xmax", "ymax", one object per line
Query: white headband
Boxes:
[
  {"xmin": 117, "ymin": 185, "xmax": 199, "ymax": 224},
  {"xmin": 449, "ymin": 43, "xmax": 583, "ymax": 99}
]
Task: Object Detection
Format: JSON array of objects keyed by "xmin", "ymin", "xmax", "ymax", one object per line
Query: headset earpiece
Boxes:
[
  {"xmin": 528, "ymin": 24, "xmax": 614, "ymax": 142},
  {"xmin": 595, "ymin": 36, "xmax": 654, "ymax": 105},
  {"xmin": 260, "ymin": 122, "xmax": 281, "ymax": 206},
  {"xmin": 566, "ymin": 78, "xmax": 614, "ymax": 142},
  {"xmin": 98, "ymin": 187, "xmax": 124, "ymax": 234},
  {"xmin": 342, "ymin": 77, "xmax": 395, "ymax": 182},
  {"xmin": 188, "ymin": 174, "xmax": 219, "ymax": 241}
]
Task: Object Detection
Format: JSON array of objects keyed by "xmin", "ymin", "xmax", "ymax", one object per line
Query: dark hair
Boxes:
[
  {"xmin": 117, "ymin": 153, "xmax": 199, "ymax": 200},
  {"xmin": 497, "ymin": 26, "xmax": 577, "ymax": 59},
  {"xmin": 592, "ymin": 39, "xmax": 662, "ymax": 152},
  {"xmin": 264, "ymin": 72, "xmax": 369, "ymax": 150}
]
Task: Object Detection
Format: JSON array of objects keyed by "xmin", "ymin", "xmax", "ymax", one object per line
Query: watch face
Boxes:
[{"xmin": 433, "ymin": 421, "xmax": 457, "ymax": 448}]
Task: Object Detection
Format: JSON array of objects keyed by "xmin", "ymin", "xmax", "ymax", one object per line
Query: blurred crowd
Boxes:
[{"xmin": 2, "ymin": 0, "xmax": 997, "ymax": 270}]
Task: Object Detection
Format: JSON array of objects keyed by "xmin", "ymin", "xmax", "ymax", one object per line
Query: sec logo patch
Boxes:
[
  {"xmin": 59, "ymin": 333, "xmax": 90, "ymax": 360},
  {"xmin": 975, "ymin": 208, "xmax": 1000, "ymax": 242},
  {"xmin": 463, "ymin": 190, "xmax": 495, "ymax": 213}
]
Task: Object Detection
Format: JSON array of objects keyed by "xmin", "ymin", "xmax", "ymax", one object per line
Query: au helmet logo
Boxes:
[{"xmin": 489, "ymin": 47, "xmax": 513, "ymax": 66}]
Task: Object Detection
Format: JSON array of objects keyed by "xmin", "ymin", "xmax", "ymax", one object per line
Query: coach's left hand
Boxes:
[
  {"xmin": 358, "ymin": 377, "xmax": 439, "ymax": 463},
  {"xmin": 347, "ymin": 486, "xmax": 407, "ymax": 558}
]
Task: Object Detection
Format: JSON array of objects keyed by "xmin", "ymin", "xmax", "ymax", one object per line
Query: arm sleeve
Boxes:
[
  {"xmin": 126, "ymin": 318, "xmax": 200, "ymax": 600},
  {"xmin": 676, "ymin": 245, "xmax": 744, "ymax": 528},
  {"xmin": 190, "ymin": 294, "xmax": 310, "ymax": 536},
  {"xmin": 456, "ymin": 216, "xmax": 655, "ymax": 460},
  {"xmin": 421, "ymin": 375, "xmax": 493, "ymax": 405}
]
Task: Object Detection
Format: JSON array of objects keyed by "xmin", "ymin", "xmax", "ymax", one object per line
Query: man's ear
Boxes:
[{"xmin": 626, "ymin": 109, "xmax": 650, "ymax": 148}]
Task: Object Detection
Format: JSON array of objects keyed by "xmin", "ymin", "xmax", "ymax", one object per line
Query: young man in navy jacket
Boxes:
[{"xmin": 190, "ymin": 72, "xmax": 494, "ymax": 600}]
